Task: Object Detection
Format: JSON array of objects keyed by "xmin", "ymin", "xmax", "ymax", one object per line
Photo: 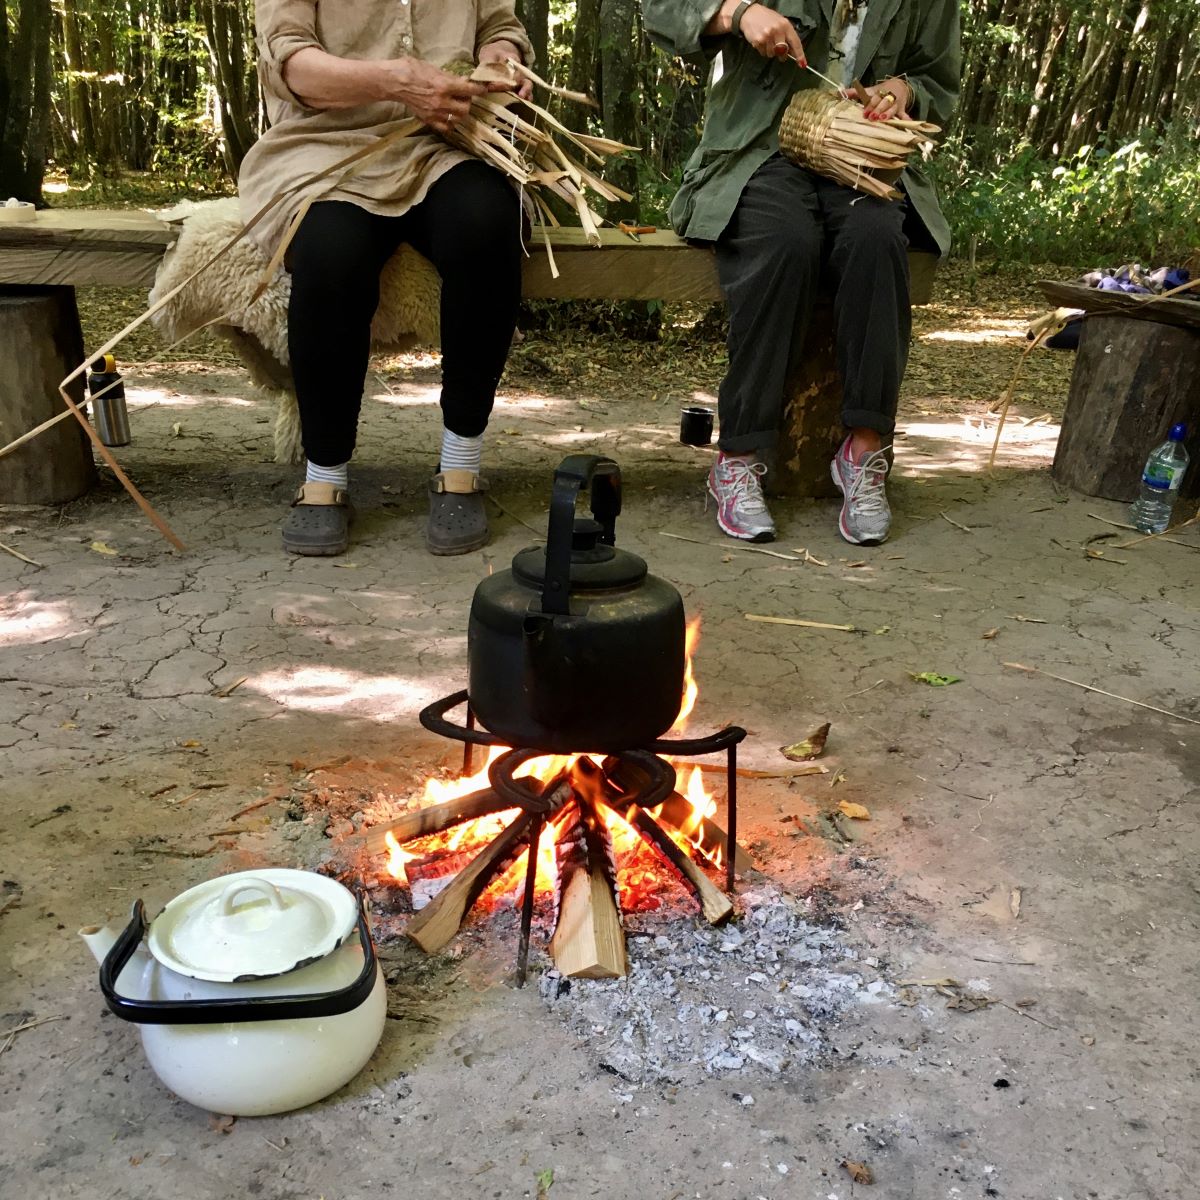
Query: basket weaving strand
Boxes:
[{"xmin": 778, "ymin": 89, "xmax": 939, "ymax": 200}]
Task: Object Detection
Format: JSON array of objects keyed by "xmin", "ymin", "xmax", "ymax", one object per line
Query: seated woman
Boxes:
[
  {"xmin": 240, "ymin": 0, "xmax": 533, "ymax": 557},
  {"xmin": 643, "ymin": 0, "xmax": 960, "ymax": 545}
]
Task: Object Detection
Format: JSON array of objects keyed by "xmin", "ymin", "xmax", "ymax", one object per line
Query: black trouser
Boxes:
[
  {"xmin": 714, "ymin": 155, "xmax": 911, "ymax": 453},
  {"xmin": 286, "ymin": 160, "xmax": 522, "ymax": 467}
]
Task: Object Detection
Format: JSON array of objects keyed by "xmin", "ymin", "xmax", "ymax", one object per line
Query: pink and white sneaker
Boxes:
[
  {"xmin": 707, "ymin": 453, "xmax": 776, "ymax": 542},
  {"xmin": 831, "ymin": 436, "xmax": 892, "ymax": 545}
]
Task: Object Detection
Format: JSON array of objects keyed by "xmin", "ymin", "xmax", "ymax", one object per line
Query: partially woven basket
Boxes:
[{"xmin": 778, "ymin": 89, "xmax": 939, "ymax": 200}]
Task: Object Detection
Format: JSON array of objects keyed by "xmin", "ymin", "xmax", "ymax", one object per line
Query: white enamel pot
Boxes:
[{"xmin": 82, "ymin": 869, "xmax": 385, "ymax": 1117}]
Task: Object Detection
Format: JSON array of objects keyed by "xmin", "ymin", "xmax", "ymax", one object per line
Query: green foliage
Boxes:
[{"xmin": 935, "ymin": 126, "xmax": 1200, "ymax": 265}]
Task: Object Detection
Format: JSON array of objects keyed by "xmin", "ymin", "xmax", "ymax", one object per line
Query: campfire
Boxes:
[{"xmin": 349, "ymin": 622, "xmax": 750, "ymax": 982}]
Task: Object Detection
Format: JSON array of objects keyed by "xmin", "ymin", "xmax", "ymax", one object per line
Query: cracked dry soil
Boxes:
[{"xmin": 1, "ymin": 301, "xmax": 1198, "ymax": 1200}]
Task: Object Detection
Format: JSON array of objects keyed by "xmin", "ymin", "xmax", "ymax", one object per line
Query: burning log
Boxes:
[
  {"xmin": 549, "ymin": 801, "xmax": 628, "ymax": 979},
  {"xmin": 345, "ymin": 786, "xmax": 515, "ymax": 856},
  {"xmin": 406, "ymin": 810, "xmax": 539, "ymax": 954},
  {"xmin": 596, "ymin": 795, "xmax": 734, "ymax": 926},
  {"xmin": 604, "ymin": 756, "xmax": 751, "ymax": 873}
]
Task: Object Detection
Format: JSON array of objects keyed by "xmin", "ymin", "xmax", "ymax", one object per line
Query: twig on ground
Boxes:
[
  {"xmin": 939, "ymin": 511, "xmax": 973, "ymax": 533},
  {"xmin": 745, "ymin": 613, "xmax": 857, "ymax": 632},
  {"xmin": 0, "ymin": 540, "xmax": 42, "ymax": 567},
  {"xmin": 1006, "ymin": 614, "xmax": 1048, "ymax": 623},
  {"xmin": 229, "ymin": 797, "xmax": 279, "ymax": 821},
  {"xmin": 487, "ymin": 495, "xmax": 544, "ymax": 539},
  {"xmin": 0, "ymin": 1014, "xmax": 66, "ymax": 1054},
  {"xmin": 972, "ymin": 956, "xmax": 1037, "ymax": 966},
  {"xmin": 1000, "ymin": 1000, "xmax": 1058, "ymax": 1030},
  {"xmin": 1086, "ymin": 512, "xmax": 1198, "ymax": 548},
  {"xmin": 1004, "ymin": 661, "xmax": 1200, "ymax": 726},
  {"xmin": 660, "ymin": 532, "xmax": 801, "ymax": 562},
  {"xmin": 686, "ymin": 761, "xmax": 827, "ymax": 780},
  {"xmin": 1113, "ymin": 511, "xmax": 1200, "ymax": 550},
  {"xmin": 845, "ymin": 679, "xmax": 886, "ymax": 699},
  {"xmin": 213, "ymin": 676, "xmax": 249, "ymax": 698}
]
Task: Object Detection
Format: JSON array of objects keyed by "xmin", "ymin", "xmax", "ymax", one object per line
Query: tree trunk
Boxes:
[
  {"xmin": 517, "ymin": 0, "xmax": 549, "ymax": 80},
  {"xmin": 0, "ymin": 0, "xmax": 53, "ymax": 203},
  {"xmin": 0, "ymin": 286, "xmax": 96, "ymax": 504},
  {"xmin": 598, "ymin": 0, "xmax": 639, "ymax": 220}
]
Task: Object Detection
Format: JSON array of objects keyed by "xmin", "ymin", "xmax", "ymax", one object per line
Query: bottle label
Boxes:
[{"xmin": 1143, "ymin": 465, "xmax": 1180, "ymax": 492}]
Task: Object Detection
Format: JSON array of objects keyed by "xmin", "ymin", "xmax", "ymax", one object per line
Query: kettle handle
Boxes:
[{"xmin": 541, "ymin": 455, "xmax": 622, "ymax": 616}]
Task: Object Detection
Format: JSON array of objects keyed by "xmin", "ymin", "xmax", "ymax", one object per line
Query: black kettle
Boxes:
[{"xmin": 467, "ymin": 455, "xmax": 686, "ymax": 753}]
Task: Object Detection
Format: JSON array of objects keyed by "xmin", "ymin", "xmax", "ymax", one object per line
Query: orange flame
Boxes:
[
  {"xmin": 383, "ymin": 830, "xmax": 417, "ymax": 884},
  {"xmin": 671, "ymin": 617, "xmax": 702, "ymax": 734}
]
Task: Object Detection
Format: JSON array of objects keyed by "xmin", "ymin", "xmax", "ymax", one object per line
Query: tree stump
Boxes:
[
  {"xmin": 1053, "ymin": 314, "xmax": 1200, "ymax": 501},
  {"xmin": 0, "ymin": 286, "xmax": 96, "ymax": 504},
  {"xmin": 769, "ymin": 252, "xmax": 937, "ymax": 498}
]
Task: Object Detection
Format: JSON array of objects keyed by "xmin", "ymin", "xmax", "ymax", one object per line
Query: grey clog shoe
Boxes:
[{"xmin": 282, "ymin": 482, "xmax": 354, "ymax": 556}]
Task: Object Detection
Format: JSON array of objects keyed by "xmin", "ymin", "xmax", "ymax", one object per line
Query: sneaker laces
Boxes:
[
  {"xmin": 844, "ymin": 447, "xmax": 890, "ymax": 515},
  {"xmin": 718, "ymin": 458, "xmax": 769, "ymax": 514}
]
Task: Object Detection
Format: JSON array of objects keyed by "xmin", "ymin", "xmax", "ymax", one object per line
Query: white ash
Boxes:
[{"xmin": 537, "ymin": 880, "xmax": 885, "ymax": 1086}]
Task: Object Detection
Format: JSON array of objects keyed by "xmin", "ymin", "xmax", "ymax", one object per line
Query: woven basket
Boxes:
[{"xmin": 778, "ymin": 89, "xmax": 939, "ymax": 201}]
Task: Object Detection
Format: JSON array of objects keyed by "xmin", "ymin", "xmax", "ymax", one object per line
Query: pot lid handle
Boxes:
[{"xmin": 542, "ymin": 455, "xmax": 622, "ymax": 616}]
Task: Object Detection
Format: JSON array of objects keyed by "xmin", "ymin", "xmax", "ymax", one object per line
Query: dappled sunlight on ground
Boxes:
[
  {"xmin": 0, "ymin": 595, "xmax": 77, "ymax": 647},
  {"xmin": 250, "ymin": 665, "xmax": 445, "ymax": 719},
  {"xmin": 901, "ymin": 418, "xmax": 1060, "ymax": 475}
]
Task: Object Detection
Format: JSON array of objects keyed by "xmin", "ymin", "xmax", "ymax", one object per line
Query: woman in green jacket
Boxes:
[{"xmin": 644, "ymin": 0, "xmax": 960, "ymax": 545}]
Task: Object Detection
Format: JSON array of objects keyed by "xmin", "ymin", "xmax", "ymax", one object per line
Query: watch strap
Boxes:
[{"xmin": 730, "ymin": 0, "xmax": 757, "ymax": 36}]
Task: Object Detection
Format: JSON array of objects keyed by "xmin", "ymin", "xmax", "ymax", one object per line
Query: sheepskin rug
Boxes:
[{"xmin": 149, "ymin": 198, "xmax": 442, "ymax": 463}]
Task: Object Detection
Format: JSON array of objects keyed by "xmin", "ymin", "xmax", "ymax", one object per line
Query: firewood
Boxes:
[
  {"xmin": 549, "ymin": 802, "xmax": 628, "ymax": 979},
  {"xmin": 602, "ymin": 757, "xmax": 751, "ymax": 872},
  {"xmin": 406, "ymin": 810, "xmax": 537, "ymax": 954},
  {"xmin": 345, "ymin": 787, "xmax": 515, "ymax": 856},
  {"xmin": 596, "ymin": 796, "xmax": 733, "ymax": 926}
]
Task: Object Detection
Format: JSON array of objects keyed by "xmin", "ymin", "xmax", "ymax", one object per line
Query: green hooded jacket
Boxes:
[{"xmin": 642, "ymin": 0, "xmax": 961, "ymax": 254}]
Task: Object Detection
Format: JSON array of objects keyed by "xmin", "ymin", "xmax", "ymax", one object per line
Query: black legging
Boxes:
[{"xmin": 286, "ymin": 160, "xmax": 523, "ymax": 466}]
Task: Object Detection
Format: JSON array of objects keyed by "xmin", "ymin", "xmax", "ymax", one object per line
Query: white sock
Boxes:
[
  {"xmin": 440, "ymin": 429, "xmax": 483, "ymax": 474},
  {"xmin": 306, "ymin": 460, "xmax": 349, "ymax": 489}
]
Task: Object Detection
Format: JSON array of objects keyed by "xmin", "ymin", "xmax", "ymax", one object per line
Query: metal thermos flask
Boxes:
[{"xmin": 87, "ymin": 354, "xmax": 131, "ymax": 447}]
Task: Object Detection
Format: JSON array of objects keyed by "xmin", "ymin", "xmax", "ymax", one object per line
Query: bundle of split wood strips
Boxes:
[{"xmin": 778, "ymin": 89, "xmax": 939, "ymax": 201}]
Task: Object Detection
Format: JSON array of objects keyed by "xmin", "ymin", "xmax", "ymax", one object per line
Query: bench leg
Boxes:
[{"xmin": 0, "ymin": 286, "xmax": 97, "ymax": 505}]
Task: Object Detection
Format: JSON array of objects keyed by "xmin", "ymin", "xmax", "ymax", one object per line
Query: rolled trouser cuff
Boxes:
[
  {"xmin": 717, "ymin": 428, "xmax": 779, "ymax": 455},
  {"xmin": 841, "ymin": 408, "xmax": 895, "ymax": 439}
]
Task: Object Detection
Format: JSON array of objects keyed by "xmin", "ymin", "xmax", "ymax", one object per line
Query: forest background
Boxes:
[{"xmin": 0, "ymin": 0, "xmax": 1197, "ymax": 267}]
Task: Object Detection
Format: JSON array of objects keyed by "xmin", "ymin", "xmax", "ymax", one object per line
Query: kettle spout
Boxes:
[{"xmin": 79, "ymin": 923, "xmax": 119, "ymax": 964}]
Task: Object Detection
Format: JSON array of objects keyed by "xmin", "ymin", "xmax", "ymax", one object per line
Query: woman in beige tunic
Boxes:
[{"xmin": 240, "ymin": 0, "xmax": 533, "ymax": 556}]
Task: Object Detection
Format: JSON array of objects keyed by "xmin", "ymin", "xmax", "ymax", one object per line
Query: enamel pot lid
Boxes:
[{"xmin": 146, "ymin": 868, "xmax": 359, "ymax": 983}]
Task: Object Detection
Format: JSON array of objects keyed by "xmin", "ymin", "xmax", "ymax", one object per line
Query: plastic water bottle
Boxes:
[{"xmin": 1129, "ymin": 424, "xmax": 1190, "ymax": 533}]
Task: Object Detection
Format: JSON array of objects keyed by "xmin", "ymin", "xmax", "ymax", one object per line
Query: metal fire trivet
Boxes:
[{"xmin": 419, "ymin": 690, "xmax": 747, "ymax": 983}]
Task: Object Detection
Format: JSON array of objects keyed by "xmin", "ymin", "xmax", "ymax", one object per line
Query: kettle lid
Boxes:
[
  {"xmin": 513, "ymin": 518, "xmax": 647, "ymax": 592},
  {"xmin": 146, "ymin": 868, "xmax": 359, "ymax": 982}
]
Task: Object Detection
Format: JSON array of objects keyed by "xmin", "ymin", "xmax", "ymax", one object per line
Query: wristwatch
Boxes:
[{"xmin": 730, "ymin": 0, "xmax": 758, "ymax": 36}]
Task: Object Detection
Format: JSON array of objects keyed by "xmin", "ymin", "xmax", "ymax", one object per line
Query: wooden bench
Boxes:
[
  {"xmin": 1040, "ymin": 280, "xmax": 1200, "ymax": 502},
  {"xmin": 0, "ymin": 207, "xmax": 937, "ymax": 506}
]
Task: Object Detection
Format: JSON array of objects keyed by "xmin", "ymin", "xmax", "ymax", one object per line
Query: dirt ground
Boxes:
[{"xmin": 2, "ymin": 269, "xmax": 1198, "ymax": 1200}]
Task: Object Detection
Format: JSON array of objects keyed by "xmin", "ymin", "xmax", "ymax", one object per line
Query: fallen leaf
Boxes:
[
  {"xmin": 982, "ymin": 628, "xmax": 999, "ymax": 640},
  {"xmin": 536, "ymin": 1167, "xmax": 554, "ymax": 1198},
  {"xmin": 846, "ymin": 560, "xmax": 868, "ymax": 568},
  {"xmin": 896, "ymin": 987, "xmax": 920, "ymax": 1006},
  {"xmin": 1081, "ymin": 1035, "xmax": 1096, "ymax": 1046},
  {"xmin": 842, "ymin": 1160, "xmax": 875, "ymax": 1185},
  {"xmin": 874, "ymin": 625, "xmax": 891, "ymax": 635},
  {"xmin": 910, "ymin": 672, "xmax": 962, "ymax": 686},
  {"xmin": 332, "ymin": 562, "xmax": 359, "ymax": 569},
  {"xmin": 59, "ymin": 721, "xmax": 78, "ymax": 730},
  {"xmin": 208, "ymin": 1113, "xmax": 237, "ymax": 1134},
  {"xmin": 829, "ymin": 768, "xmax": 847, "ymax": 788},
  {"xmin": 502, "ymin": 428, "xmax": 521, "ymax": 436},
  {"xmin": 90, "ymin": 541, "xmax": 118, "ymax": 556},
  {"xmin": 1014, "ymin": 997, "xmax": 1037, "ymax": 1008},
  {"xmin": 721, "ymin": 554, "xmax": 733, "ymax": 563},
  {"xmin": 179, "ymin": 739, "xmax": 202, "ymax": 749},
  {"xmin": 1009, "ymin": 887, "xmax": 1022, "ymax": 919},
  {"xmin": 171, "ymin": 422, "xmax": 183, "ymax": 438},
  {"xmin": 780, "ymin": 722, "xmax": 831, "ymax": 761},
  {"xmin": 128, "ymin": 1155, "xmax": 144, "ymax": 1167},
  {"xmin": 838, "ymin": 800, "xmax": 871, "ymax": 820},
  {"xmin": 946, "ymin": 991, "xmax": 995, "ymax": 1013}
]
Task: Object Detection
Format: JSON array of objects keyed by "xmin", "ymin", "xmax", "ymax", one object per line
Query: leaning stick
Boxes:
[
  {"xmin": 1003, "ymin": 661, "xmax": 1200, "ymax": 726},
  {"xmin": 987, "ymin": 326, "xmax": 1052, "ymax": 473},
  {"xmin": 344, "ymin": 787, "xmax": 517, "ymax": 856},
  {"xmin": 598, "ymin": 795, "xmax": 733, "ymax": 925},
  {"xmin": 1112, "ymin": 511, "xmax": 1200, "ymax": 550}
]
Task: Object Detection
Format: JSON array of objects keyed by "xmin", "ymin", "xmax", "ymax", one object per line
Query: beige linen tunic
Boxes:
[{"xmin": 239, "ymin": 0, "xmax": 532, "ymax": 253}]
